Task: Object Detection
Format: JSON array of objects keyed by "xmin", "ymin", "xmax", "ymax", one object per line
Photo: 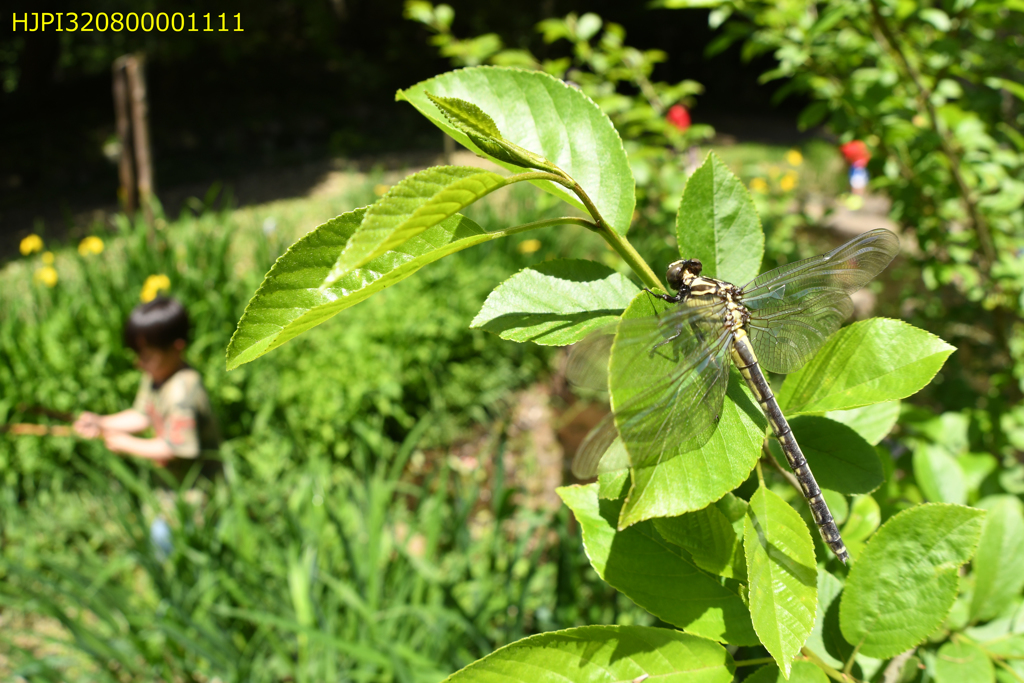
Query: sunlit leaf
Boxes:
[
  {"xmin": 397, "ymin": 67, "xmax": 635, "ymax": 236},
  {"xmin": 618, "ymin": 373, "xmax": 766, "ymax": 528},
  {"xmin": 839, "ymin": 504, "xmax": 985, "ymax": 659},
  {"xmin": 654, "ymin": 495, "xmax": 747, "ymax": 579},
  {"xmin": 824, "ymin": 401, "xmax": 900, "ymax": 445},
  {"xmin": 425, "ymin": 92, "xmax": 562, "ymax": 175},
  {"xmin": 442, "ymin": 626, "xmax": 735, "ymax": 683},
  {"xmin": 778, "ymin": 319, "xmax": 955, "ymax": 414},
  {"xmin": 327, "ymin": 166, "xmax": 508, "ymax": 281},
  {"xmin": 933, "ymin": 641, "xmax": 994, "ymax": 683},
  {"xmin": 228, "ymin": 210, "xmax": 500, "ymax": 369},
  {"xmin": 471, "ymin": 260, "xmax": 638, "ymax": 345},
  {"xmin": 676, "ymin": 152, "xmax": 764, "ymax": 286},
  {"xmin": 558, "ymin": 483, "xmax": 758, "ymax": 645},
  {"xmin": 970, "ymin": 496, "xmax": 1024, "ymax": 622},
  {"xmin": 913, "ymin": 444, "xmax": 967, "ymax": 505},
  {"xmin": 744, "ymin": 487, "xmax": 818, "ymax": 677}
]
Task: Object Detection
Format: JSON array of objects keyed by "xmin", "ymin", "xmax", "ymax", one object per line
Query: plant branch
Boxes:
[
  {"xmin": 843, "ymin": 639, "xmax": 863, "ymax": 677},
  {"xmin": 493, "ymin": 216, "xmax": 599, "ymax": 236},
  {"xmin": 802, "ymin": 647, "xmax": 857, "ymax": 683},
  {"xmin": 506, "ymin": 171, "xmax": 665, "ymax": 291},
  {"xmin": 735, "ymin": 657, "xmax": 775, "ymax": 667},
  {"xmin": 866, "ymin": 0, "xmax": 995, "ymax": 266},
  {"xmin": 761, "ymin": 441, "xmax": 801, "ymax": 492}
]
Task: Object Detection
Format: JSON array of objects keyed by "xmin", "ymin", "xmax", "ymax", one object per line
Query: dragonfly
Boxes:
[{"xmin": 567, "ymin": 228, "xmax": 900, "ymax": 564}]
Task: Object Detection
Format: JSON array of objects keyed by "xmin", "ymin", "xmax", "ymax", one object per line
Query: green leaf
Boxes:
[
  {"xmin": 654, "ymin": 495, "xmax": 747, "ymax": 579},
  {"xmin": 470, "ymin": 260, "xmax": 639, "ymax": 345},
  {"xmin": 327, "ymin": 166, "xmax": 508, "ymax": 281},
  {"xmin": 933, "ymin": 641, "xmax": 994, "ymax": 683},
  {"xmin": 839, "ymin": 503, "xmax": 985, "ymax": 659},
  {"xmin": 841, "ymin": 495, "xmax": 881, "ymax": 543},
  {"xmin": 771, "ymin": 415, "xmax": 884, "ymax": 495},
  {"xmin": 778, "ymin": 319, "xmax": 956, "ymax": 414},
  {"xmin": 824, "ymin": 401, "xmax": 900, "ymax": 445},
  {"xmin": 442, "ymin": 626, "xmax": 735, "ymax": 683},
  {"xmin": 425, "ymin": 92, "xmax": 562, "ymax": 175},
  {"xmin": 618, "ymin": 372, "xmax": 767, "ymax": 528},
  {"xmin": 919, "ymin": 7, "xmax": 952, "ymax": 31},
  {"xmin": 558, "ymin": 483, "xmax": 758, "ymax": 645},
  {"xmin": 913, "ymin": 445, "xmax": 968, "ymax": 505},
  {"xmin": 227, "ymin": 210, "xmax": 496, "ymax": 369},
  {"xmin": 676, "ymin": 152, "xmax": 764, "ymax": 286},
  {"xmin": 805, "ymin": 569, "xmax": 848, "ymax": 669},
  {"xmin": 970, "ymin": 496, "xmax": 1024, "ymax": 623},
  {"xmin": 741, "ymin": 661, "xmax": 829, "ymax": 683},
  {"xmin": 744, "ymin": 487, "xmax": 818, "ymax": 677},
  {"xmin": 982, "ymin": 634, "xmax": 1024, "ymax": 659},
  {"xmin": 397, "ymin": 67, "xmax": 636, "ymax": 236}
]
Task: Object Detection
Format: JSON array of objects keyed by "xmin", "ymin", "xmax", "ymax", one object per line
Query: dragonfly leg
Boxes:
[{"xmin": 642, "ymin": 287, "xmax": 683, "ymax": 303}]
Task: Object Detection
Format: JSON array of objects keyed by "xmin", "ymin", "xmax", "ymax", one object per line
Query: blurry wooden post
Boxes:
[
  {"xmin": 112, "ymin": 58, "xmax": 135, "ymax": 214},
  {"xmin": 112, "ymin": 54, "xmax": 155, "ymax": 234}
]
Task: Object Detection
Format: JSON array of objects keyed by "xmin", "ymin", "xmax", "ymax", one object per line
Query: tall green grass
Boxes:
[{"xmin": 0, "ymin": 181, "xmax": 651, "ymax": 680}]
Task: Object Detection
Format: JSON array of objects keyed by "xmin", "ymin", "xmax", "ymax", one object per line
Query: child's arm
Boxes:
[
  {"xmin": 74, "ymin": 409, "xmax": 150, "ymax": 438},
  {"xmin": 102, "ymin": 431, "xmax": 174, "ymax": 465}
]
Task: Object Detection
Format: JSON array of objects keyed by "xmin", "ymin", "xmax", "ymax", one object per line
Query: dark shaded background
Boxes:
[{"xmin": 1, "ymin": 1, "xmax": 804, "ymax": 258}]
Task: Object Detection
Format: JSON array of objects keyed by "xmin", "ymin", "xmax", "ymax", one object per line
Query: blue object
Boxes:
[{"xmin": 150, "ymin": 517, "xmax": 173, "ymax": 560}]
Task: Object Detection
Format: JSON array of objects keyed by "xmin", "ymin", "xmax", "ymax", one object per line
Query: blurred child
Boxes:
[
  {"xmin": 840, "ymin": 140, "xmax": 871, "ymax": 198},
  {"xmin": 74, "ymin": 296, "xmax": 219, "ymax": 469}
]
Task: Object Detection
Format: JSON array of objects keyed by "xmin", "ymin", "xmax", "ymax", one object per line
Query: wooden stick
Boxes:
[
  {"xmin": 1, "ymin": 424, "xmax": 74, "ymax": 437},
  {"xmin": 125, "ymin": 53, "xmax": 155, "ymax": 231},
  {"xmin": 112, "ymin": 56, "xmax": 136, "ymax": 214}
]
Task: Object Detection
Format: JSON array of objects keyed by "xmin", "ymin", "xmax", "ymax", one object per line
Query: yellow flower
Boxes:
[
  {"xmin": 786, "ymin": 150, "xmax": 803, "ymax": 167},
  {"xmin": 373, "ymin": 184, "xmax": 391, "ymax": 197},
  {"xmin": 750, "ymin": 178, "xmax": 769, "ymax": 194},
  {"xmin": 140, "ymin": 274, "xmax": 171, "ymax": 302},
  {"xmin": 78, "ymin": 236, "xmax": 105, "ymax": 256},
  {"xmin": 517, "ymin": 239, "xmax": 542, "ymax": 254},
  {"xmin": 780, "ymin": 171, "xmax": 799, "ymax": 192},
  {"xmin": 41, "ymin": 251, "xmax": 55, "ymax": 265},
  {"xmin": 34, "ymin": 266, "xmax": 58, "ymax": 287},
  {"xmin": 20, "ymin": 234, "xmax": 43, "ymax": 256}
]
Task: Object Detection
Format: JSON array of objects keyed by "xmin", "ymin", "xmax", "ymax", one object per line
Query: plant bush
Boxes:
[
  {"xmin": 663, "ymin": 0, "xmax": 1024, "ymax": 475},
  {"xmin": 220, "ymin": 65, "xmax": 1024, "ymax": 681}
]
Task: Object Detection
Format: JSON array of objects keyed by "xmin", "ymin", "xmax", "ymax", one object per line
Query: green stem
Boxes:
[
  {"xmin": 498, "ymin": 216, "xmax": 598, "ymax": 234},
  {"xmin": 802, "ymin": 647, "xmax": 857, "ymax": 683},
  {"xmin": 843, "ymin": 640, "xmax": 863, "ymax": 678},
  {"xmin": 735, "ymin": 657, "xmax": 775, "ymax": 668},
  {"xmin": 506, "ymin": 171, "xmax": 665, "ymax": 291}
]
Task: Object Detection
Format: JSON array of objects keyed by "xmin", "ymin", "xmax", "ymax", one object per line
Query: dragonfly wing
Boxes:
[
  {"xmin": 609, "ymin": 305, "xmax": 733, "ymax": 470},
  {"xmin": 748, "ymin": 290, "xmax": 855, "ymax": 374},
  {"xmin": 571, "ymin": 412, "xmax": 631, "ymax": 479},
  {"xmin": 741, "ymin": 228, "xmax": 899, "ymax": 374},
  {"xmin": 565, "ymin": 325, "xmax": 617, "ymax": 392}
]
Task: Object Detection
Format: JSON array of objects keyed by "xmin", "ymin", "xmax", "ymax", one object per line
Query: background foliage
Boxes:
[{"xmin": 3, "ymin": 1, "xmax": 1024, "ymax": 681}]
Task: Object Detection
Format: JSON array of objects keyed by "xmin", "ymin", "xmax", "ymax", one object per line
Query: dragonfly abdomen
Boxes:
[{"xmin": 730, "ymin": 333, "xmax": 851, "ymax": 564}]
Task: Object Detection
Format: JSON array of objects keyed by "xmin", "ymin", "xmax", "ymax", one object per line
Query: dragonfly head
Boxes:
[{"xmin": 666, "ymin": 259, "xmax": 702, "ymax": 292}]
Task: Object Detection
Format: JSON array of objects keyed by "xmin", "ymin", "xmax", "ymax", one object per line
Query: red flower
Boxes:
[
  {"xmin": 840, "ymin": 140, "xmax": 871, "ymax": 166},
  {"xmin": 666, "ymin": 104, "xmax": 691, "ymax": 132}
]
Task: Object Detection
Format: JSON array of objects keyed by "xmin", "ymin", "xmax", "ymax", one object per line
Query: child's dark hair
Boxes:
[{"xmin": 124, "ymin": 296, "xmax": 190, "ymax": 352}]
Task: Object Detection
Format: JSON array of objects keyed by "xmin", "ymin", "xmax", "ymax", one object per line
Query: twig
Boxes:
[
  {"xmin": 761, "ymin": 441, "xmax": 801, "ymax": 492},
  {"xmin": 1, "ymin": 424, "xmax": 74, "ymax": 437},
  {"xmin": 801, "ymin": 647, "xmax": 857, "ymax": 683},
  {"xmin": 866, "ymin": 0, "xmax": 994, "ymax": 266}
]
